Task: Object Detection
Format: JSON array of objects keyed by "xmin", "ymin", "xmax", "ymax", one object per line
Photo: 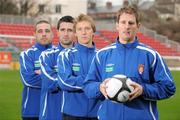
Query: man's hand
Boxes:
[
  {"xmin": 34, "ymin": 70, "xmax": 41, "ymax": 75},
  {"xmin": 129, "ymin": 81, "xmax": 143, "ymax": 101},
  {"xmin": 100, "ymin": 78, "xmax": 111, "ymax": 99}
]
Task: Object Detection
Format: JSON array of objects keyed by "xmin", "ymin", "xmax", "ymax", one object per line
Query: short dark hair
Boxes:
[
  {"xmin": 35, "ymin": 20, "xmax": 51, "ymax": 31},
  {"xmin": 57, "ymin": 15, "xmax": 74, "ymax": 30},
  {"xmin": 116, "ymin": 6, "xmax": 140, "ymax": 24}
]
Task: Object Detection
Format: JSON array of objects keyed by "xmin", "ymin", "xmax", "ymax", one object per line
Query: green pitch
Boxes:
[
  {"xmin": 0, "ymin": 70, "xmax": 22, "ymax": 120},
  {"xmin": 0, "ymin": 70, "xmax": 179, "ymax": 120},
  {"xmin": 158, "ymin": 71, "xmax": 180, "ymax": 120}
]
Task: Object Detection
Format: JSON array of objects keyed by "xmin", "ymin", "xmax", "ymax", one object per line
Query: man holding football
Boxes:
[{"xmin": 83, "ymin": 6, "xmax": 176, "ymax": 120}]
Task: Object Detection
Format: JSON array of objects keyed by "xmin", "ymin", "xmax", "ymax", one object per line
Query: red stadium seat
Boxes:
[
  {"xmin": 99, "ymin": 30, "xmax": 180, "ymax": 56},
  {"xmin": 0, "ymin": 24, "xmax": 180, "ymax": 56}
]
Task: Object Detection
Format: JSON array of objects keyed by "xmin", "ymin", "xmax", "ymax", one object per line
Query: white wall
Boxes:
[
  {"xmin": 92, "ymin": 0, "xmax": 155, "ymax": 7},
  {"xmin": 61, "ymin": 0, "xmax": 87, "ymax": 17},
  {"xmin": 35, "ymin": 0, "xmax": 87, "ymax": 25},
  {"xmin": 93, "ymin": 0, "xmax": 123, "ymax": 7}
]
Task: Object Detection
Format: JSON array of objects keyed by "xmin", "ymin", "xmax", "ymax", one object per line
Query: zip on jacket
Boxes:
[
  {"xmin": 19, "ymin": 43, "xmax": 53, "ymax": 117},
  {"xmin": 57, "ymin": 43, "xmax": 101, "ymax": 117},
  {"xmin": 83, "ymin": 37, "xmax": 176, "ymax": 120}
]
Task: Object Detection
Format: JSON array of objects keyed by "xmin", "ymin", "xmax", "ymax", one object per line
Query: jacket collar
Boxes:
[
  {"xmin": 57, "ymin": 43, "xmax": 64, "ymax": 50},
  {"xmin": 116, "ymin": 37, "xmax": 139, "ymax": 49},
  {"xmin": 75, "ymin": 42, "xmax": 96, "ymax": 51},
  {"xmin": 35, "ymin": 43, "xmax": 52, "ymax": 51}
]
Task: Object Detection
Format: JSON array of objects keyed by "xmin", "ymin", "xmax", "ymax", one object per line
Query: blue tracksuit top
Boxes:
[
  {"xmin": 83, "ymin": 37, "xmax": 176, "ymax": 120},
  {"xmin": 39, "ymin": 43, "xmax": 65, "ymax": 120},
  {"xmin": 19, "ymin": 43, "xmax": 53, "ymax": 118},
  {"xmin": 57, "ymin": 43, "xmax": 101, "ymax": 117}
]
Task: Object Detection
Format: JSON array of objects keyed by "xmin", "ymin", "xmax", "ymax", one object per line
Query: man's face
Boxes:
[
  {"xmin": 75, "ymin": 21, "xmax": 94, "ymax": 46},
  {"xmin": 58, "ymin": 22, "xmax": 74, "ymax": 47},
  {"xmin": 116, "ymin": 13, "xmax": 140, "ymax": 43},
  {"xmin": 34, "ymin": 23, "xmax": 53, "ymax": 45}
]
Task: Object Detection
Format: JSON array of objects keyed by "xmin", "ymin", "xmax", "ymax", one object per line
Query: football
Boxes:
[{"xmin": 105, "ymin": 74, "xmax": 134, "ymax": 103}]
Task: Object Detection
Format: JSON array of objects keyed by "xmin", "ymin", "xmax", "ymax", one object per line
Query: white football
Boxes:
[{"xmin": 105, "ymin": 74, "xmax": 134, "ymax": 103}]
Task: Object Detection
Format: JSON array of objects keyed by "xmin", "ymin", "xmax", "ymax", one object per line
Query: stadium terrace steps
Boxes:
[
  {"xmin": 0, "ymin": 23, "xmax": 59, "ymax": 49},
  {"xmin": 93, "ymin": 34, "xmax": 111, "ymax": 49},
  {"xmin": 0, "ymin": 40, "xmax": 9, "ymax": 47},
  {"xmin": 99, "ymin": 30, "xmax": 180, "ymax": 56},
  {"xmin": 0, "ymin": 23, "xmax": 111, "ymax": 49},
  {"xmin": 0, "ymin": 23, "xmax": 180, "ymax": 56}
]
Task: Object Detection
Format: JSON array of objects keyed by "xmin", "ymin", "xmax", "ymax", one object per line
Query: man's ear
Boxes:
[{"xmin": 137, "ymin": 23, "xmax": 141, "ymax": 29}]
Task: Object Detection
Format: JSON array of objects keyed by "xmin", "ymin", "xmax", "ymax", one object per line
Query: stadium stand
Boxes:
[
  {"xmin": 0, "ymin": 23, "xmax": 180, "ymax": 56},
  {"xmin": 0, "ymin": 40, "xmax": 9, "ymax": 47},
  {"xmin": 0, "ymin": 23, "xmax": 110, "ymax": 49},
  {"xmin": 93, "ymin": 34, "xmax": 111, "ymax": 49},
  {"xmin": 0, "ymin": 23, "xmax": 60, "ymax": 49},
  {"xmin": 99, "ymin": 30, "xmax": 180, "ymax": 56}
]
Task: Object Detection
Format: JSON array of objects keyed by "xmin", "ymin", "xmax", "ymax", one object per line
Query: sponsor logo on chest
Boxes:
[
  {"xmin": 105, "ymin": 64, "xmax": 114, "ymax": 72},
  {"xmin": 72, "ymin": 63, "xmax": 80, "ymax": 72},
  {"xmin": 34, "ymin": 61, "xmax": 40, "ymax": 68}
]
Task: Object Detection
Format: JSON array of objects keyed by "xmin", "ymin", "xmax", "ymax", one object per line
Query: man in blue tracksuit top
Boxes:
[
  {"xmin": 83, "ymin": 6, "xmax": 176, "ymax": 120},
  {"xmin": 19, "ymin": 20, "xmax": 54, "ymax": 120},
  {"xmin": 57, "ymin": 14, "xmax": 101, "ymax": 120},
  {"xmin": 39, "ymin": 16, "xmax": 75, "ymax": 120}
]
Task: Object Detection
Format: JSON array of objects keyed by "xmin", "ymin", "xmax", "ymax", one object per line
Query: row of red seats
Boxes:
[
  {"xmin": 0, "ymin": 40, "xmax": 9, "ymax": 47},
  {"xmin": 0, "ymin": 23, "xmax": 111, "ymax": 50},
  {"xmin": 93, "ymin": 34, "xmax": 111, "ymax": 49},
  {"xmin": 99, "ymin": 30, "xmax": 180, "ymax": 56},
  {"xmin": 0, "ymin": 23, "xmax": 60, "ymax": 49},
  {"xmin": 0, "ymin": 23, "xmax": 59, "ymax": 37},
  {"xmin": 2, "ymin": 23, "xmax": 179, "ymax": 56}
]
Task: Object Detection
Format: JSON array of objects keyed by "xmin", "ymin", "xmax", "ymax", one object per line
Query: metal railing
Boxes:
[
  {"xmin": 0, "ymin": 14, "xmax": 180, "ymax": 53},
  {"xmin": 0, "ymin": 14, "xmax": 35, "ymax": 25},
  {"xmin": 140, "ymin": 26, "xmax": 180, "ymax": 52}
]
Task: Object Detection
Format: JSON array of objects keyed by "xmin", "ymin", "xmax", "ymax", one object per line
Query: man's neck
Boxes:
[
  {"xmin": 61, "ymin": 43, "xmax": 73, "ymax": 48},
  {"xmin": 80, "ymin": 42, "xmax": 93, "ymax": 48},
  {"xmin": 119, "ymin": 37, "xmax": 135, "ymax": 44}
]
